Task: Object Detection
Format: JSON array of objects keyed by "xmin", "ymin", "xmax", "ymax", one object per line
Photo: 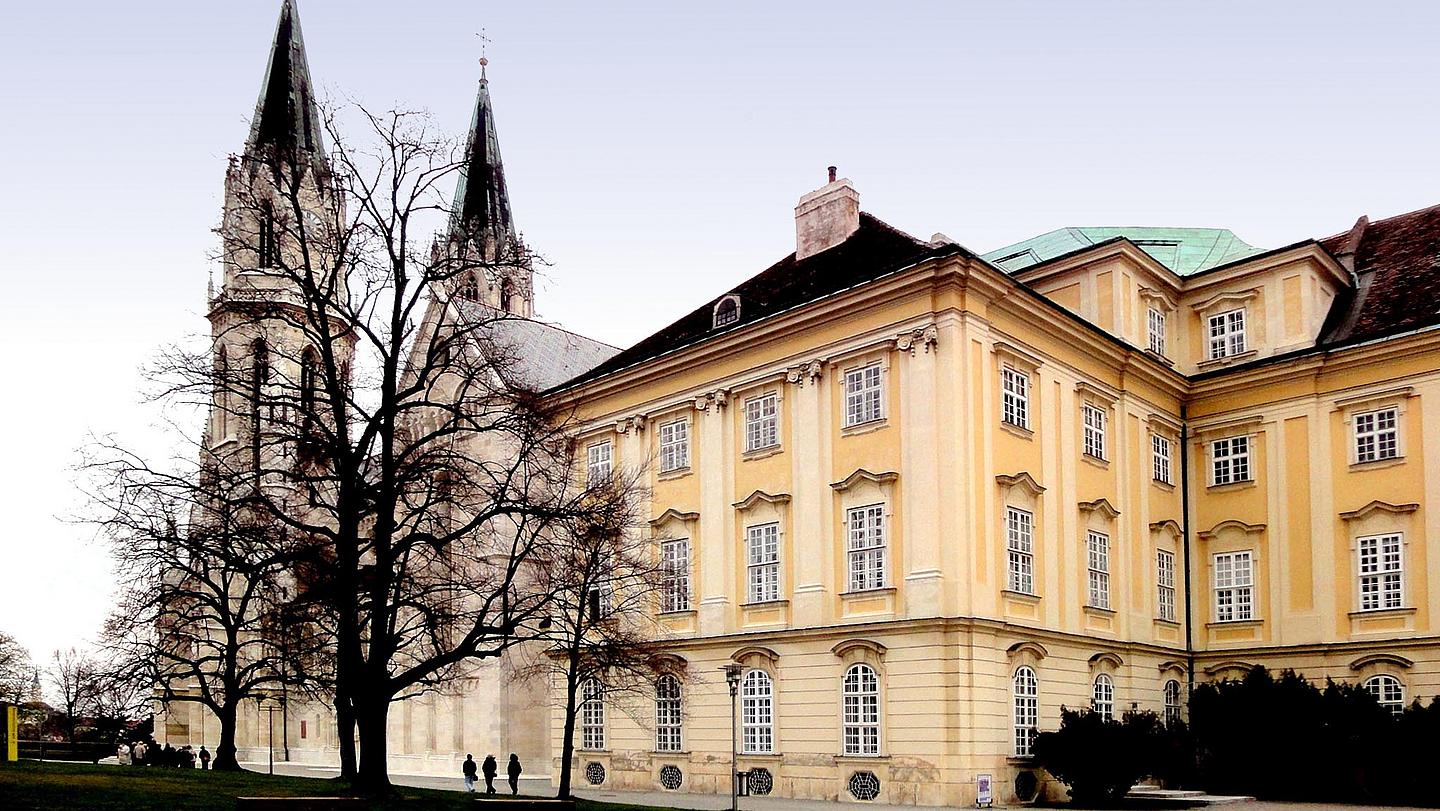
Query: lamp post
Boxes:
[
  {"xmin": 722, "ymin": 663, "xmax": 744, "ymax": 811},
  {"xmin": 261, "ymin": 698, "xmax": 282, "ymax": 775}
]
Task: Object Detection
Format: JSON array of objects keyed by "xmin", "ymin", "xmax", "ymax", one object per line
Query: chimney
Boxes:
[{"xmin": 795, "ymin": 167, "xmax": 860, "ymax": 260}]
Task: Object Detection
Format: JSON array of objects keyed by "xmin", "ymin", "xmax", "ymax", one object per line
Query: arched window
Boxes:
[
  {"xmin": 1364, "ymin": 674, "xmax": 1405, "ymax": 716},
  {"xmin": 741, "ymin": 669, "xmax": 773, "ymax": 754},
  {"xmin": 299, "ymin": 348, "xmax": 319, "ymax": 423},
  {"xmin": 459, "ymin": 272, "xmax": 479, "ymax": 302},
  {"xmin": 655, "ymin": 674, "xmax": 682, "ymax": 752},
  {"xmin": 500, "ymin": 278, "xmax": 514, "ymax": 313},
  {"xmin": 1163, "ymin": 679, "xmax": 1182, "ymax": 726},
  {"xmin": 1092, "ymin": 674, "xmax": 1115, "ymax": 721},
  {"xmin": 842, "ymin": 664, "xmax": 880, "ymax": 756},
  {"xmin": 580, "ymin": 678, "xmax": 604, "ymax": 750},
  {"xmin": 713, "ymin": 295, "xmax": 740, "ymax": 329},
  {"xmin": 1013, "ymin": 666, "xmax": 1038, "ymax": 757}
]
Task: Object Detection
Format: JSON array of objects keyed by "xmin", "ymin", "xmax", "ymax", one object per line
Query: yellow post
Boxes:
[{"xmin": 4, "ymin": 704, "xmax": 16, "ymax": 762}]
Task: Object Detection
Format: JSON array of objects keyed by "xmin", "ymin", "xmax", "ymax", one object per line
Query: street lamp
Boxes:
[
  {"xmin": 261, "ymin": 698, "xmax": 284, "ymax": 775},
  {"xmin": 722, "ymin": 663, "xmax": 744, "ymax": 811}
]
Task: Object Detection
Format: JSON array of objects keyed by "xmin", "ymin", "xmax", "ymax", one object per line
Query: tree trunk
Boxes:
[
  {"xmin": 354, "ymin": 696, "xmax": 391, "ymax": 794},
  {"xmin": 335, "ymin": 695, "xmax": 357, "ymax": 780},
  {"xmin": 556, "ymin": 669, "xmax": 580, "ymax": 799},
  {"xmin": 213, "ymin": 702, "xmax": 241, "ymax": 771}
]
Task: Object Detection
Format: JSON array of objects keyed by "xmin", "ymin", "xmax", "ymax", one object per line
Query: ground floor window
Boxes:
[
  {"xmin": 1013, "ymin": 666, "xmax": 1039, "ymax": 757},
  {"xmin": 1092, "ymin": 673, "xmax": 1115, "ymax": 721},
  {"xmin": 842, "ymin": 664, "xmax": 880, "ymax": 755},
  {"xmin": 742, "ymin": 670, "xmax": 774, "ymax": 753},
  {"xmin": 1164, "ymin": 679, "xmax": 1182, "ymax": 726},
  {"xmin": 1364, "ymin": 674, "xmax": 1405, "ymax": 716},
  {"xmin": 580, "ymin": 679, "xmax": 604, "ymax": 750},
  {"xmin": 655, "ymin": 674, "xmax": 682, "ymax": 752}
]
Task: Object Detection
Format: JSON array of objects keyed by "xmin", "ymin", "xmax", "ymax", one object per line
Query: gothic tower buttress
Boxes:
[
  {"xmin": 441, "ymin": 60, "xmax": 535, "ymax": 318},
  {"xmin": 205, "ymin": 0, "xmax": 348, "ymax": 471}
]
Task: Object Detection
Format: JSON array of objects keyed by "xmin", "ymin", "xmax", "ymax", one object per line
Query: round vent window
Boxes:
[
  {"xmin": 659, "ymin": 764, "xmax": 682, "ymax": 790},
  {"xmin": 748, "ymin": 767, "xmax": 773, "ymax": 795},
  {"xmin": 848, "ymin": 770, "xmax": 881, "ymax": 801},
  {"xmin": 585, "ymin": 762, "xmax": 606, "ymax": 785}
]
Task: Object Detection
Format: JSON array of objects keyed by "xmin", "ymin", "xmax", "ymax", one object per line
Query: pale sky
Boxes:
[{"xmin": 3, "ymin": 0, "xmax": 1439, "ymax": 663}]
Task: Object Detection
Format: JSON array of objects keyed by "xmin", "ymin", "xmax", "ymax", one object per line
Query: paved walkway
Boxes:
[{"xmin": 239, "ymin": 763, "xmax": 1440, "ymax": 811}]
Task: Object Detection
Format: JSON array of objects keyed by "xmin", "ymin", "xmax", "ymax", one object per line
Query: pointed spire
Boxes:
[
  {"xmin": 246, "ymin": 0, "xmax": 325, "ymax": 164},
  {"xmin": 450, "ymin": 58, "xmax": 517, "ymax": 255}
]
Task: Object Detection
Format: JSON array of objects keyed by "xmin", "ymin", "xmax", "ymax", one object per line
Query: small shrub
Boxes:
[{"xmin": 1033, "ymin": 708, "xmax": 1165, "ymax": 806}]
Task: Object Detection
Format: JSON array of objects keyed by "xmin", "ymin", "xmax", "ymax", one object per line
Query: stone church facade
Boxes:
[{"xmin": 161, "ymin": 2, "xmax": 1440, "ymax": 805}]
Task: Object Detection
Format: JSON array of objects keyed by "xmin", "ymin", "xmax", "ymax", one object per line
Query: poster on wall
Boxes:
[{"xmin": 976, "ymin": 773, "xmax": 993, "ymax": 807}]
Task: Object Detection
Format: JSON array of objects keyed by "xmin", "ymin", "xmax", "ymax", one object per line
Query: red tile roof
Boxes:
[{"xmin": 1321, "ymin": 203, "xmax": 1440, "ymax": 345}]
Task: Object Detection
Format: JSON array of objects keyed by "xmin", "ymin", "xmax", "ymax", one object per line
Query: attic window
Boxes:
[{"xmin": 713, "ymin": 295, "xmax": 741, "ymax": 329}]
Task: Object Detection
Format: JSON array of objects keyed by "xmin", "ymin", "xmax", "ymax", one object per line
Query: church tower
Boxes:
[
  {"xmin": 441, "ymin": 59, "xmax": 535, "ymax": 318},
  {"xmin": 206, "ymin": 0, "xmax": 345, "ymax": 471}
]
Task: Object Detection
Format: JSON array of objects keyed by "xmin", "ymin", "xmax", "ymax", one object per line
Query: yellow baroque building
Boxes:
[{"xmin": 545, "ymin": 175, "xmax": 1440, "ymax": 805}]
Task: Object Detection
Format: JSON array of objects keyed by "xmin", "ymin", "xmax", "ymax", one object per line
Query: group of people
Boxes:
[
  {"xmin": 463, "ymin": 753, "xmax": 522, "ymax": 794},
  {"xmin": 116, "ymin": 739, "xmax": 211, "ymax": 770}
]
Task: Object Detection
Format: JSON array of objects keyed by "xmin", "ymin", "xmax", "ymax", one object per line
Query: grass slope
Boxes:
[{"xmin": 0, "ymin": 761, "xmax": 670, "ymax": 811}]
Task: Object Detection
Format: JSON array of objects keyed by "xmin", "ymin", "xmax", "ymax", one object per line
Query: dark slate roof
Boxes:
[
  {"xmin": 1320, "ymin": 203, "xmax": 1440, "ymax": 346},
  {"xmin": 452, "ymin": 301, "xmax": 619, "ymax": 391},
  {"xmin": 554, "ymin": 213, "xmax": 955, "ymax": 391},
  {"xmin": 246, "ymin": 0, "xmax": 324, "ymax": 163},
  {"xmin": 450, "ymin": 68, "xmax": 516, "ymax": 249}
]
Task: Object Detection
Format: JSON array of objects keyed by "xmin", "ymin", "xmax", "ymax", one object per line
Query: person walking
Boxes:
[
  {"xmin": 507, "ymin": 753, "xmax": 522, "ymax": 795},
  {"xmin": 199, "ymin": 746, "xmax": 211, "ymax": 771},
  {"xmin": 132, "ymin": 740, "xmax": 147, "ymax": 766},
  {"xmin": 482, "ymin": 754, "xmax": 498, "ymax": 794},
  {"xmin": 462, "ymin": 754, "xmax": 478, "ymax": 793}
]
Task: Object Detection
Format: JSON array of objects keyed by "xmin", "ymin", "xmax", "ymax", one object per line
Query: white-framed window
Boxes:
[
  {"xmin": 1092, "ymin": 674, "xmax": 1115, "ymax": 721},
  {"xmin": 1355, "ymin": 408, "xmax": 1399, "ymax": 463},
  {"xmin": 1214, "ymin": 551, "xmax": 1254, "ymax": 622},
  {"xmin": 1358, "ymin": 533, "xmax": 1404, "ymax": 611},
  {"xmin": 655, "ymin": 674, "xmax": 683, "ymax": 752},
  {"xmin": 661, "ymin": 539, "xmax": 691, "ymax": 613},
  {"xmin": 744, "ymin": 393, "xmax": 780, "ymax": 452},
  {"xmin": 1152, "ymin": 434, "xmax": 1173, "ymax": 484},
  {"xmin": 658, "ymin": 418, "xmax": 689, "ymax": 472},
  {"xmin": 1082, "ymin": 404, "xmax": 1107, "ymax": 460},
  {"xmin": 1087, "ymin": 531, "xmax": 1110, "ymax": 610},
  {"xmin": 713, "ymin": 295, "xmax": 741, "ymax": 329},
  {"xmin": 1157, "ymin": 549, "xmax": 1176, "ymax": 622},
  {"xmin": 843, "ymin": 364, "xmax": 884, "ymax": 427},
  {"xmin": 1013, "ymin": 666, "xmax": 1039, "ymax": 758},
  {"xmin": 586, "ymin": 440, "xmax": 613, "ymax": 487},
  {"xmin": 586, "ymin": 583, "xmax": 613, "ymax": 622},
  {"xmin": 1364, "ymin": 674, "xmax": 1405, "ymax": 716},
  {"xmin": 745, "ymin": 523, "xmax": 781, "ymax": 603},
  {"xmin": 842, "ymin": 664, "xmax": 880, "ymax": 756},
  {"xmin": 741, "ymin": 669, "xmax": 774, "ymax": 754},
  {"xmin": 1210, "ymin": 436, "xmax": 1251, "ymax": 486},
  {"xmin": 1207, "ymin": 309, "xmax": 1247, "ymax": 360},
  {"xmin": 1163, "ymin": 679, "xmax": 1182, "ymax": 726},
  {"xmin": 1001, "ymin": 366, "xmax": 1030, "ymax": 430},
  {"xmin": 1006, "ymin": 507, "xmax": 1035, "ymax": 595},
  {"xmin": 1147, "ymin": 307, "xmax": 1166, "ymax": 355},
  {"xmin": 580, "ymin": 678, "xmax": 605, "ymax": 750},
  {"xmin": 847, "ymin": 504, "xmax": 887, "ymax": 592}
]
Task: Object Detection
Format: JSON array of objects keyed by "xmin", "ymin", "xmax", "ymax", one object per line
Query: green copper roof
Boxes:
[{"xmin": 983, "ymin": 227, "xmax": 1264, "ymax": 276}]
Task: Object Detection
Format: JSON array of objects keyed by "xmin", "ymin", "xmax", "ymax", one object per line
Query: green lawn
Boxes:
[{"xmin": 0, "ymin": 761, "xmax": 669, "ymax": 811}]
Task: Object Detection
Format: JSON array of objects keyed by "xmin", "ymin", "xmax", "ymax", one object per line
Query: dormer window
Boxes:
[{"xmin": 713, "ymin": 295, "xmax": 741, "ymax": 329}]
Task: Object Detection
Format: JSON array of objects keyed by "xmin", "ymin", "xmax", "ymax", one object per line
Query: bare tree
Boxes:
[
  {"xmin": 0, "ymin": 631, "xmax": 37, "ymax": 705},
  {"xmin": 49, "ymin": 648, "xmax": 102, "ymax": 744},
  {"xmin": 87, "ymin": 449, "xmax": 302, "ymax": 771},
  {"xmin": 129, "ymin": 99, "xmax": 636, "ymax": 792},
  {"xmin": 519, "ymin": 469, "xmax": 678, "ymax": 798}
]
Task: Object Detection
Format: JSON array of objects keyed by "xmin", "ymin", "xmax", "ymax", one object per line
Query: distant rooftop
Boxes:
[{"xmin": 984, "ymin": 226, "xmax": 1265, "ymax": 276}]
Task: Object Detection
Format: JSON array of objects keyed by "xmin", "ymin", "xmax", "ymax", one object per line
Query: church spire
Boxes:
[
  {"xmin": 450, "ymin": 58, "xmax": 517, "ymax": 254},
  {"xmin": 245, "ymin": 0, "xmax": 325, "ymax": 165}
]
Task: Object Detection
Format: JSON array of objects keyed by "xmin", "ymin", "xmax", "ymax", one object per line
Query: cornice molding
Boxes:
[
  {"xmin": 996, "ymin": 472, "xmax": 1046, "ymax": 498},
  {"xmin": 649, "ymin": 508, "xmax": 700, "ymax": 528},
  {"xmin": 1349, "ymin": 653, "xmax": 1413, "ymax": 671},
  {"xmin": 830, "ymin": 469, "xmax": 900, "ymax": 492},
  {"xmin": 1078, "ymin": 498, "xmax": 1121, "ymax": 520},
  {"xmin": 1198, "ymin": 519, "xmax": 1266, "ymax": 540},
  {"xmin": 732, "ymin": 490, "xmax": 793, "ymax": 511},
  {"xmin": 1339, "ymin": 500, "xmax": 1420, "ymax": 522}
]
